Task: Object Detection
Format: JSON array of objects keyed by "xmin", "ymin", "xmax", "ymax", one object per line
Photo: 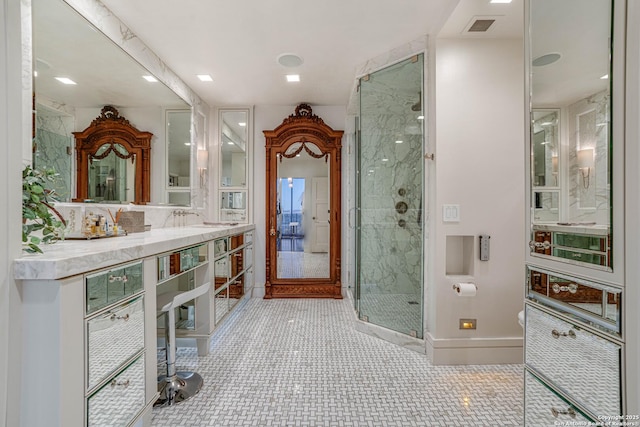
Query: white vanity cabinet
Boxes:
[
  {"xmin": 15, "ymin": 224, "xmax": 255, "ymax": 427},
  {"xmin": 524, "ymin": 0, "xmax": 630, "ymax": 423},
  {"xmin": 19, "ymin": 257, "xmax": 157, "ymax": 427}
]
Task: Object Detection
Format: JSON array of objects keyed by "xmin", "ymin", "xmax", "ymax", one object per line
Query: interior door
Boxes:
[{"xmin": 311, "ymin": 177, "xmax": 329, "ymax": 253}]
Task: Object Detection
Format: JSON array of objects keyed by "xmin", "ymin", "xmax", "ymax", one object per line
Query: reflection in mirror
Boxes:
[
  {"xmin": 220, "ymin": 111, "xmax": 248, "ymax": 187},
  {"xmin": 532, "ymin": 110, "xmax": 559, "ymax": 187},
  {"xmin": 88, "ymin": 144, "xmax": 135, "ymax": 202},
  {"xmin": 32, "ymin": 0, "xmax": 191, "ymax": 204},
  {"xmin": 529, "ymin": 0, "xmax": 612, "ymax": 269},
  {"xmin": 276, "ymin": 142, "xmax": 330, "ymax": 279},
  {"xmin": 166, "ymin": 110, "xmax": 191, "ymax": 205},
  {"xmin": 220, "ymin": 191, "xmax": 247, "ymax": 222}
]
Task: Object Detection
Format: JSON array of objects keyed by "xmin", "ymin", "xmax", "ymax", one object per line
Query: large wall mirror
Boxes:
[
  {"xmin": 219, "ymin": 109, "xmax": 250, "ymax": 222},
  {"xmin": 32, "ymin": 0, "xmax": 193, "ymax": 205},
  {"xmin": 264, "ymin": 104, "xmax": 343, "ymax": 298},
  {"xmin": 528, "ymin": 0, "xmax": 612, "ymax": 270}
]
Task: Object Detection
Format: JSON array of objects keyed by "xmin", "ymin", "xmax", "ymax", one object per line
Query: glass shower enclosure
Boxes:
[{"xmin": 355, "ymin": 54, "xmax": 425, "ymax": 338}]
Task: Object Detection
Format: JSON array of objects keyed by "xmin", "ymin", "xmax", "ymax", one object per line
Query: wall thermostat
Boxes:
[{"xmin": 479, "ymin": 234, "xmax": 490, "ymax": 261}]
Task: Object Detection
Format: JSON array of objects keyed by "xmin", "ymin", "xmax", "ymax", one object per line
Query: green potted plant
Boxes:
[{"xmin": 22, "ymin": 165, "xmax": 65, "ymax": 253}]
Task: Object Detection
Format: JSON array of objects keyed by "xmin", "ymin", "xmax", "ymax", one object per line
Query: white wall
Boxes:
[
  {"xmin": 252, "ymin": 105, "xmax": 347, "ymax": 297},
  {"xmin": 429, "ymin": 38, "xmax": 525, "ymax": 364},
  {"xmin": 1, "ymin": 0, "xmax": 28, "ymax": 425}
]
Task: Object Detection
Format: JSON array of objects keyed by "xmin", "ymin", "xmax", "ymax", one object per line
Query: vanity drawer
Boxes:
[
  {"xmin": 87, "ymin": 296, "xmax": 145, "ymax": 391},
  {"xmin": 87, "ymin": 356, "xmax": 145, "ymax": 427},
  {"xmin": 230, "ymin": 233, "xmax": 244, "ymax": 250},
  {"xmin": 86, "ymin": 261, "xmax": 143, "ymax": 315},
  {"xmin": 525, "ymin": 370, "xmax": 592, "ymax": 426},
  {"xmin": 526, "ymin": 266, "xmax": 621, "ymax": 335},
  {"xmin": 244, "ymin": 245, "xmax": 253, "ymax": 269},
  {"xmin": 525, "ymin": 304, "xmax": 622, "ymax": 417},
  {"xmin": 214, "ymin": 238, "xmax": 228, "ymax": 257},
  {"xmin": 552, "ymin": 248, "xmax": 607, "ymax": 266}
]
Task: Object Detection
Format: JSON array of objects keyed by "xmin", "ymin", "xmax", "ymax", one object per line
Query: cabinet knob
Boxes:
[
  {"xmin": 551, "ymin": 329, "xmax": 576, "ymax": 339},
  {"xmin": 110, "ymin": 379, "xmax": 130, "ymax": 388},
  {"xmin": 110, "ymin": 313, "xmax": 130, "ymax": 322},
  {"xmin": 551, "ymin": 406, "xmax": 576, "ymax": 419}
]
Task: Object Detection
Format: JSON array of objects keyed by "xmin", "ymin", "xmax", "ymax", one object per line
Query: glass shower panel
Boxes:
[{"xmin": 356, "ymin": 54, "xmax": 424, "ymax": 338}]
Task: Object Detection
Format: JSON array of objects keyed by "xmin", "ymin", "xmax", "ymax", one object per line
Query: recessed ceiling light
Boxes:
[
  {"xmin": 532, "ymin": 53, "xmax": 561, "ymax": 67},
  {"xmin": 395, "ymin": 140, "xmax": 403, "ymax": 144},
  {"xmin": 55, "ymin": 77, "xmax": 77, "ymax": 85},
  {"xmin": 382, "ymin": 158, "xmax": 389, "ymax": 162},
  {"xmin": 600, "ymin": 74, "xmax": 609, "ymax": 79},
  {"xmin": 227, "ymin": 142, "xmax": 234, "ymax": 145},
  {"xmin": 286, "ymin": 74, "xmax": 300, "ymax": 82},
  {"xmin": 238, "ymin": 122, "xmax": 246, "ymax": 127},
  {"xmin": 277, "ymin": 53, "xmax": 304, "ymax": 67},
  {"xmin": 197, "ymin": 74, "xmax": 213, "ymax": 82},
  {"xmin": 142, "ymin": 75, "xmax": 158, "ymax": 82},
  {"xmin": 417, "ymin": 116, "xmax": 424, "ymax": 120},
  {"xmin": 184, "ymin": 142, "xmax": 191, "ymax": 146}
]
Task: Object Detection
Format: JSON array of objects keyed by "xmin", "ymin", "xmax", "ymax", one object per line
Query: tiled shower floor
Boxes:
[{"xmin": 152, "ymin": 298, "xmax": 523, "ymax": 426}]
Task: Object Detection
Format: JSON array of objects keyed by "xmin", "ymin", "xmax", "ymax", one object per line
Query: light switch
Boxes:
[{"xmin": 443, "ymin": 204, "xmax": 460, "ymax": 222}]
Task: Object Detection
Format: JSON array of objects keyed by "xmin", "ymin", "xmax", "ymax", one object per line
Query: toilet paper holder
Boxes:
[{"xmin": 452, "ymin": 283, "xmax": 477, "ymax": 294}]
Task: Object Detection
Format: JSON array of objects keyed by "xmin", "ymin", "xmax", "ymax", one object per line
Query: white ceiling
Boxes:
[
  {"xmin": 34, "ymin": 0, "xmax": 527, "ymax": 111},
  {"xmin": 97, "ymin": 0, "xmax": 524, "ymax": 108}
]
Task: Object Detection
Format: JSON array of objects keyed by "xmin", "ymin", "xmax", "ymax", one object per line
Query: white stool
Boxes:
[{"xmin": 155, "ymin": 282, "xmax": 210, "ymax": 407}]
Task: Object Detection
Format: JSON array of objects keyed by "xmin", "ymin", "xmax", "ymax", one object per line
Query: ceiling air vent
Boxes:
[
  {"xmin": 468, "ymin": 19, "xmax": 495, "ymax": 32},
  {"xmin": 462, "ymin": 15, "xmax": 501, "ymax": 34}
]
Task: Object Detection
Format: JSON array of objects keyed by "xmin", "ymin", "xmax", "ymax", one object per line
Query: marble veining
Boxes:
[{"xmin": 15, "ymin": 224, "xmax": 254, "ymax": 280}]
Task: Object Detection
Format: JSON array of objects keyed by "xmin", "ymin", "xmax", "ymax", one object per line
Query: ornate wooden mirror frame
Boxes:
[
  {"xmin": 73, "ymin": 106, "xmax": 152, "ymax": 204},
  {"xmin": 264, "ymin": 104, "xmax": 343, "ymax": 298}
]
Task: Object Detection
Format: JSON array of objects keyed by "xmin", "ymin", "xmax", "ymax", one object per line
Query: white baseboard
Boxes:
[{"xmin": 426, "ymin": 332, "xmax": 523, "ymax": 365}]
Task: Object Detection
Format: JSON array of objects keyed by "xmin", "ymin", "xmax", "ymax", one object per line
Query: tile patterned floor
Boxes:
[
  {"xmin": 358, "ymin": 294, "xmax": 423, "ymax": 338},
  {"xmin": 152, "ymin": 298, "xmax": 524, "ymax": 426}
]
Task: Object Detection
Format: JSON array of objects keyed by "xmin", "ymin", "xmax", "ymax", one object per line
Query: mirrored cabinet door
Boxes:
[
  {"xmin": 166, "ymin": 109, "xmax": 192, "ymax": 205},
  {"xmin": 527, "ymin": 0, "xmax": 613, "ymax": 271},
  {"xmin": 219, "ymin": 108, "xmax": 251, "ymax": 223}
]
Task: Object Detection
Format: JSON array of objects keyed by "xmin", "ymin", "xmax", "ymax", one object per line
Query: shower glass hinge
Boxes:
[
  {"xmin": 424, "ymin": 153, "xmax": 434, "ymax": 160},
  {"xmin": 411, "ymin": 55, "xmax": 419, "ymax": 63},
  {"xmin": 409, "ymin": 330, "xmax": 418, "ymax": 338},
  {"xmin": 362, "ymin": 74, "xmax": 370, "ymax": 82},
  {"xmin": 361, "ymin": 315, "xmax": 369, "ymax": 322}
]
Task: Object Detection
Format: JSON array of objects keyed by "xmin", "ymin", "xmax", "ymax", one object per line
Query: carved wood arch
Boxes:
[
  {"xmin": 264, "ymin": 104, "xmax": 343, "ymax": 298},
  {"xmin": 73, "ymin": 106, "xmax": 152, "ymax": 204}
]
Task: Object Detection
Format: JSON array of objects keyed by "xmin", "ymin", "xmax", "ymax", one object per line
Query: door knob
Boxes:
[{"xmin": 269, "ymin": 228, "xmax": 276, "ymax": 236}]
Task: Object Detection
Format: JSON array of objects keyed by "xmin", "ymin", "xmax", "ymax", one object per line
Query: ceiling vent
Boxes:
[{"xmin": 463, "ymin": 16, "xmax": 501, "ymax": 34}]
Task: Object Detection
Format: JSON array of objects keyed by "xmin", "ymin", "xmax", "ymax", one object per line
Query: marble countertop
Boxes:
[{"xmin": 15, "ymin": 224, "xmax": 255, "ymax": 280}]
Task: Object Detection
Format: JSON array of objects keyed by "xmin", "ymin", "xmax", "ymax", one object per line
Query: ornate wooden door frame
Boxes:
[
  {"xmin": 73, "ymin": 106, "xmax": 152, "ymax": 204},
  {"xmin": 263, "ymin": 104, "xmax": 343, "ymax": 298}
]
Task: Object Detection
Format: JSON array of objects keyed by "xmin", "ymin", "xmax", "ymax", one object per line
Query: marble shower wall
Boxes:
[
  {"xmin": 34, "ymin": 103, "xmax": 75, "ymax": 201},
  {"xmin": 359, "ymin": 55, "xmax": 424, "ymax": 297}
]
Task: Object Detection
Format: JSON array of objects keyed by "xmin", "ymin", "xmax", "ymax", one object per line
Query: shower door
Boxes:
[{"xmin": 355, "ymin": 54, "xmax": 424, "ymax": 338}]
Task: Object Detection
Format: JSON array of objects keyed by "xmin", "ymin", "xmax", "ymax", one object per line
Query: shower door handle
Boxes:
[{"xmin": 348, "ymin": 207, "xmax": 356, "ymax": 229}]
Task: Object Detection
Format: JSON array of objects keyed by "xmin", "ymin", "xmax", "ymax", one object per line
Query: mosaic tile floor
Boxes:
[
  {"xmin": 152, "ymin": 298, "xmax": 524, "ymax": 426},
  {"xmin": 358, "ymin": 293, "xmax": 423, "ymax": 338}
]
